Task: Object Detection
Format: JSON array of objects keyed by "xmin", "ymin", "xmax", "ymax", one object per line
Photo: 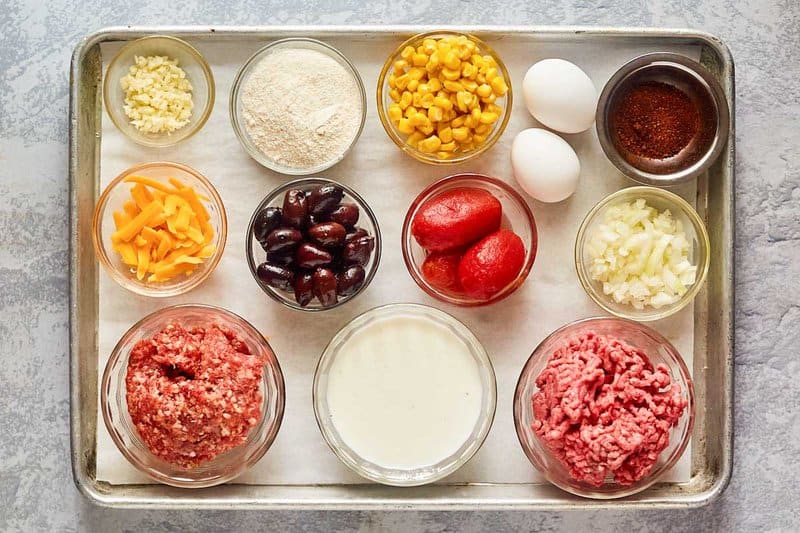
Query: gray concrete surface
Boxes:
[{"xmin": 1, "ymin": 0, "xmax": 798, "ymax": 531}]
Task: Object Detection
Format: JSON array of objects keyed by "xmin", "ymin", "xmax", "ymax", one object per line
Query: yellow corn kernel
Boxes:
[
  {"xmin": 481, "ymin": 93, "xmax": 497, "ymax": 104},
  {"xmin": 460, "ymin": 79, "xmax": 478, "ymax": 92},
  {"xmin": 485, "ymin": 67, "xmax": 498, "ymax": 82},
  {"xmin": 438, "ymin": 125, "xmax": 453, "ymax": 143},
  {"xmin": 404, "ymin": 105, "xmax": 418, "ymax": 119},
  {"xmin": 479, "ymin": 111, "xmax": 499, "ymax": 124},
  {"xmin": 461, "ymin": 62, "xmax": 476, "ymax": 79},
  {"xmin": 442, "ymin": 80, "xmax": 463, "ymax": 93},
  {"xmin": 476, "ymin": 73, "xmax": 487, "ymax": 85},
  {"xmin": 483, "ymin": 55, "xmax": 497, "ymax": 67},
  {"xmin": 417, "ymin": 82, "xmax": 430, "ymax": 95},
  {"xmin": 443, "ymin": 51, "xmax": 460, "ymax": 70},
  {"xmin": 474, "ymin": 123, "xmax": 491, "ymax": 135},
  {"xmin": 456, "ymin": 91, "xmax": 473, "ymax": 112},
  {"xmin": 451, "ymin": 126, "xmax": 469, "ymax": 141},
  {"xmin": 428, "ymin": 105, "xmax": 444, "ymax": 122},
  {"xmin": 395, "ymin": 74, "xmax": 410, "ymax": 90},
  {"xmin": 436, "ymin": 151, "xmax": 454, "ymax": 160},
  {"xmin": 422, "ymin": 39, "xmax": 437, "ymax": 54},
  {"xmin": 441, "ymin": 67, "xmax": 461, "ymax": 81},
  {"xmin": 409, "ymin": 112, "xmax": 428, "ymax": 127},
  {"xmin": 417, "ymin": 135, "xmax": 442, "ymax": 153},
  {"xmin": 476, "ymin": 83, "xmax": 492, "ymax": 98},
  {"xmin": 406, "ymin": 79, "xmax": 418, "ymax": 92},
  {"xmin": 408, "ymin": 67, "xmax": 426, "ymax": 81},
  {"xmin": 420, "ymin": 93, "xmax": 435, "ymax": 109},
  {"xmin": 401, "ymin": 46, "xmax": 415, "ymax": 60},
  {"xmin": 412, "ymin": 92, "xmax": 422, "ymax": 107},
  {"xmin": 393, "ymin": 60, "xmax": 408, "ymax": 74},
  {"xmin": 399, "ymin": 91, "xmax": 413, "ymax": 109},
  {"xmin": 465, "ymin": 40, "xmax": 476, "ymax": 53},
  {"xmin": 389, "ymin": 88, "xmax": 401, "ymax": 102},
  {"xmin": 433, "ymin": 95, "xmax": 453, "ymax": 110},
  {"xmin": 427, "ymin": 78, "xmax": 442, "ymax": 92},
  {"xmin": 388, "ymin": 104, "xmax": 403, "ymax": 122},
  {"xmin": 419, "ymin": 124, "xmax": 435, "ymax": 136},
  {"xmin": 439, "ymin": 141, "xmax": 456, "ymax": 152},
  {"xmin": 464, "ymin": 115, "xmax": 477, "ymax": 129},
  {"xmin": 426, "ymin": 52, "xmax": 440, "ymax": 72},
  {"xmin": 406, "ymin": 130, "xmax": 425, "ymax": 147},
  {"xmin": 471, "ymin": 106, "xmax": 482, "ymax": 121},
  {"xmin": 437, "ymin": 41, "xmax": 451, "ymax": 56},
  {"xmin": 490, "ymin": 76, "xmax": 508, "ymax": 96},
  {"xmin": 471, "ymin": 54, "xmax": 485, "ymax": 68},
  {"xmin": 485, "ymin": 103, "xmax": 503, "ymax": 116},
  {"xmin": 473, "ymin": 133, "xmax": 487, "ymax": 144},
  {"xmin": 397, "ymin": 118, "xmax": 415, "ymax": 134},
  {"xmin": 451, "ymin": 116, "xmax": 466, "ymax": 128},
  {"xmin": 412, "ymin": 53, "xmax": 429, "ymax": 67},
  {"xmin": 388, "ymin": 74, "xmax": 397, "ymax": 89}
]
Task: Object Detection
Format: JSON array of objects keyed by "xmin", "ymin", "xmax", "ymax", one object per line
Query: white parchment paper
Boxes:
[{"xmin": 96, "ymin": 35, "xmax": 700, "ymax": 486}]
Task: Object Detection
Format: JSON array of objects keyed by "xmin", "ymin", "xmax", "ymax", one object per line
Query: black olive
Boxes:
[
  {"xmin": 264, "ymin": 227, "xmax": 303, "ymax": 254},
  {"xmin": 337, "ymin": 265, "xmax": 366, "ymax": 297},
  {"xmin": 282, "ymin": 189, "xmax": 309, "ymax": 228},
  {"xmin": 307, "ymin": 222, "xmax": 347, "ymax": 248},
  {"xmin": 253, "ymin": 206, "xmax": 283, "ymax": 242},
  {"xmin": 293, "ymin": 272, "xmax": 314, "ymax": 307},
  {"xmin": 308, "ymin": 184, "xmax": 344, "ymax": 217},
  {"xmin": 342, "ymin": 235, "xmax": 375, "ymax": 265},
  {"xmin": 295, "ymin": 243, "xmax": 333, "ymax": 269},
  {"xmin": 329, "ymin": 203, "xmax": 359, "ymax": 228},
  {"xmin": 256, "ymin": 263, "xmax": 294, "ymax": 291},
  {"xmin": 313, "ymin": 268, "xmax": 338, "ymax": 307}
]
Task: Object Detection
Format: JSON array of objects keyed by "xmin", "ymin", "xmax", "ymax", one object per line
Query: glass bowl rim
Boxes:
[
  {"xmin": 311, "ymin": 302, "xmax": 498, "ymax": 486},
  {"xmin": 100, "ymin": 303, "xmax": 286, "ymax": 488},
  {"xmin": 512, "ymin": 315, "xmax": 695, "ymax": 499},
  {"xmin": 376, "ymin": 30, "xmax": 513, "ymax": 165},
  {"xmin": 91, "ymin": 160, "xmax": 228, "ymax": 298},
  {"xmin": 574, "ymin": 185, "xmax": 710, "ymax": 322},
  {"xmin": 102, "ymin": 34, "xmax": 216, "ymax": 148},
  {"xmin": 245, "ymin": 176, "xmax": 382, "ymax": 312},
  {"xmin": 401, "ymin": 173, "xmax": 537, "ymax": 307},
  {"xmin": 595, "ymin": 52, "xmax": 730, "ymax": 186},
  {"xmin": 228, "ymin": 37, "xmax": 367, "ymax": 175}
]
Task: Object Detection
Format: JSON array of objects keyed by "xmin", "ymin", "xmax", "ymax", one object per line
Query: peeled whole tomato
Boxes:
[
  {"xmin": 458, "ymin": 229, "xmax": 526, "ymax": 300},
  {"xmin": 511, "ymin": 128, "xmax": 581, "ymax": 203},
  {"xmin": 411, "ymin": 187, "xmax": 502, "ymax": 252},
  {"xmin": 522, "ymin": 58, "xmax": 597, "ymax": 134},
  {"xmin": 421, "ymin": 251, "xmax": 463, "ymax": 295}
]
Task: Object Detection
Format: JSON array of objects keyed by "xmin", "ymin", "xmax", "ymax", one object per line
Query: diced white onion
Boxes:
[{"xmin": 587, "ymin": 199, "xmax": 697, "ymax": 310}]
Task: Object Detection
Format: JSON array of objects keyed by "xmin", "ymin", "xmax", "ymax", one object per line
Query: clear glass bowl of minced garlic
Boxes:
[{"xmin": 103, "ymin": 35, "xmax": 215, "ymax": 147}]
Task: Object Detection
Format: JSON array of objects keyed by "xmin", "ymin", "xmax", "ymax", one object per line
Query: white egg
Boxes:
[
  {"xmin": 522, "ymin": 59, "xmax": 598, "ymax": 134},
  {"xmin": 511, "ymin": 128, "xmax": 581, "ymax": 203}
]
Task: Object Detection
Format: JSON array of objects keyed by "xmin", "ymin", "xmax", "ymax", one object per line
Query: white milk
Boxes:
[{"xmin": 326, "ymin": 313, "xmax": 483, "ymax": 469}]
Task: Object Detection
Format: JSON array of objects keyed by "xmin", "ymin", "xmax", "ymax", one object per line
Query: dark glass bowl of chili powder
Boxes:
[{"xmin": 596, "ymin": 53, "xmax": 729, "ymax": 186}]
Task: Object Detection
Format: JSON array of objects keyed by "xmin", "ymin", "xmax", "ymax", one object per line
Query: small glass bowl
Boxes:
[
  {"xmin": 101, "ymin": 304, "xmax": 286, "ymax": 488},
  {"xmin": 377, "ymin": 31, "xmax": 512, "ymax": 165},
  {"xmin": 246, "ymin": 177, "xmax": 381, "ymax": 312},
  {"xmin": 103, "ymin": 35, "xmax": 215, "ymax": 147},
  {"xmin": 596, "ymin": 52, "xmax": 730, "ymax": 185},
  {"xmin": 230, "ymin": 38, "xmax": 367, "ymax": 175},
  {"xmin": 313, "ymin": 303, "xmax": 497, "ymax": 486},
  {"xmin": 575, "ymin": 186, "xmax": 710, "ymax": 321},
  {"xmin": 92, "ymin": 161, "xmax": 227, "ymax": 297},
  {"xmin": 402, "ymin": 174, "xmax": 537, "ymax": 306},
  {"xmin": 513, "ymin": 316, "xmax": 694, "ymax": 499}
]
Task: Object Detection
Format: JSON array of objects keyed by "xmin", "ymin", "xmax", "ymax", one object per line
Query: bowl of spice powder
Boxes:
[
  {"xmin": 596, "ymin": 52, "xmax": 729, "ymax": 185},
  {"xmin": 230, "ymin": 38, "xmax": 367, "ymax": 175}
]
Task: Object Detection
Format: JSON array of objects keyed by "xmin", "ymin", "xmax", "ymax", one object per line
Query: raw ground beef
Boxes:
[
  {"xmin": 531, "ymin": 332, "xmax": 687, "ymax": 487},
  {"xmin": 126, "ymin": 323, "xmax": 264, "ymax": 468}
]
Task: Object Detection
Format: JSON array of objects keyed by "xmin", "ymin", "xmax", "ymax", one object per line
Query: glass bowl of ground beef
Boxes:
[
  {"xmin": 101, "ymin": 304, "xmax": 285, "ymax": 488},
  {"xmin": 513, "ymin": 317, "xmax": 694, "ymax": 499}
]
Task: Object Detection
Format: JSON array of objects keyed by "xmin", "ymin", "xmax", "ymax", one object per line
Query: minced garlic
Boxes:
[{"xmin": 120, "ymin": 55, "xmax": 194, "ymax": 134}]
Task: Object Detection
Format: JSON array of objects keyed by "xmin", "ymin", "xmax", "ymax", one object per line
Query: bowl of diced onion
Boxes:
[{"xmin": 574, "ymin": 186, "xmax": 710, "ymax": 322}]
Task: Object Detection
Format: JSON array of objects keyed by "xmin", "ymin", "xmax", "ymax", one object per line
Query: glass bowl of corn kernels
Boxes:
[{"xmin": 377, "ymin": 31, "xmax": 512, "ymax": 165}]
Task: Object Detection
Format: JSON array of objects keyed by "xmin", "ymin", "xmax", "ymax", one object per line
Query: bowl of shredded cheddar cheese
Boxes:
[
  {"xmin": 92, "ymin": 162, "xmax": 227, "ymax": 297},
  {"xmin": 103, "ymin": 35, "xmax": 215, "ymax": 147}
]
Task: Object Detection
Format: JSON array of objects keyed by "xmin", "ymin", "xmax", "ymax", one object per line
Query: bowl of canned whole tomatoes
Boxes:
[{"xmin": 402, "ymin": 173, "xmax": 537, "ymax": 306}]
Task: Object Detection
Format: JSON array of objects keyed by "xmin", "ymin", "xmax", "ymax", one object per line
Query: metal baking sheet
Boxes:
[{"xmin": 69, "ymin": 25, "xmax": 734, "ymax": 510}]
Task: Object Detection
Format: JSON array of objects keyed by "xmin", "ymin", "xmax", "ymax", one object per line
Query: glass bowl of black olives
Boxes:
[{"xmin": 246, "ymin": 178, "xmax": 382, "ymax": 311}]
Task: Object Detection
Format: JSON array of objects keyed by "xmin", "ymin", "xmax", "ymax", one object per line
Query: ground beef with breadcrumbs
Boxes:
[
  {"xmin": 126, "ymin": 323, "xmax": 264, "ymax": 468},
  {"xmin": 531, "ymin": 332, "xmax": 687, "ymax": 486}
]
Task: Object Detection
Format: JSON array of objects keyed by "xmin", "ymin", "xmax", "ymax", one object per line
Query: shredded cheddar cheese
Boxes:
[{"xmin": 111, "ymin": 176, "xmax": 216, "ymax": 283}]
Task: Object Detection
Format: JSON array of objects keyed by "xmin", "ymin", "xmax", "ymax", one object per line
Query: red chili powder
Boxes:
[{"xmin": 612, "ymin": 81, "xmax": 700, "ymax": 160}]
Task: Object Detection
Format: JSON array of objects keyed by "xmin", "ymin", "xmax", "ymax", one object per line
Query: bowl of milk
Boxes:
[{"xmin": 312, "ymin": 303, "xmax": 497, "ymax": 486}]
